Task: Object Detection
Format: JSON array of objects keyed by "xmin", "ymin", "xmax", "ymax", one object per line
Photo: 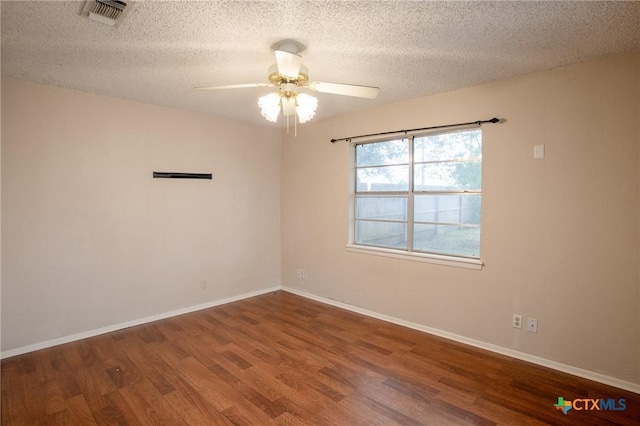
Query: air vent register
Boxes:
[{"xmin": 80, "ymin": 0, "xmax": 132, "ymax": 28}]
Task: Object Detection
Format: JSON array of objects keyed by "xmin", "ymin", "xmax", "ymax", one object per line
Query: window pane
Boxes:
[
  {"xmin": 352, "ymin": 128, "xmax": 482, "ymax": 260},
  {"xmin": 356, "ymin": 196, "xmax": 407, "ymax": 221},
  {"xmin": 414, "ymin": 161, "xmax": 481, "ymax": 191},
  {"xmin": 413, "ymin": 224, "xmax": 480, "ymax": 257},
  {"xmin": 414, "ymin": 129, "xmax": 481, "ymax": 162},
  {"xmin": 356, "ymin": 139, "xmax": 408, "ymax": 167},
  {"xmin": 414, "ymin": 195, "xmax": 481, "ymax": 225},
  {"xmin": 356, "ymin": 220, "xmax": 407, "ymax": 249},
  {"xmin": 357, "ymin": 165, "xmax": 409, "ymax": 192}
]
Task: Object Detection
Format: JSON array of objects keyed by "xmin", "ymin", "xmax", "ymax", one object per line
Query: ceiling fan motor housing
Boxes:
[{"xmin": 268, "ymin": 64, "xmax": 309, "ymax": 88}]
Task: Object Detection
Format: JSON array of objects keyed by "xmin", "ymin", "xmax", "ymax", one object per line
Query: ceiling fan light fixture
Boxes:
[
  {"xmin": 281, "ymin": 97, "xmax": 296, "ymax": 117},
  {"xmin": 295, "ymin": 93, "xmax": 318, "ymax": 124},
  {"xmin": 258, "ymin": 91, "xmax": 318, "ymax": 125},
  {"xmin": 257, "ymin": 93, "xmax": 281, "ymax": 123}
]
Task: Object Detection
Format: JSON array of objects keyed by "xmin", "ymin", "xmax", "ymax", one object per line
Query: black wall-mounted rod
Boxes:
[
  {"xmin": 330, "ymin": 117, "xmax": 500, "ymax": 143},
  {"xmin": 153, "ymin": 172, "xmax": 212, "ymax": 180}
]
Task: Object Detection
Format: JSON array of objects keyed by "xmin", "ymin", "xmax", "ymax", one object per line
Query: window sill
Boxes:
[{"xmin": 345, "ymin": 244, "xmax": 484, "ymax": 270}]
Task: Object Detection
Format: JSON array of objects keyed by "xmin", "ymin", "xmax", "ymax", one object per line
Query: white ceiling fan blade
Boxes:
[
  {"xmin": 275, "ymin": 50, "xmax": 302, "ymax": 78},
  {"xmin": 307, "ymin": 81, "xmax": 380, "ymax": 99},
  {"xmin": 194, "ymin": 83, "xmax": 273, "ymax": 91}
]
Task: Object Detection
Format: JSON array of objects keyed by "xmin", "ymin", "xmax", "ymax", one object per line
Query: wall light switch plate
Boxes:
[{"xmin": 534, "ymin": 144, "xmax": 545, "ymax": 159}]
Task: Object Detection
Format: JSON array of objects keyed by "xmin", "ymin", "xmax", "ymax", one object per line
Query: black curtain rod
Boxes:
[{"xmin": 330, "ymin": 117, "xmax": 500, "ymax": 143}]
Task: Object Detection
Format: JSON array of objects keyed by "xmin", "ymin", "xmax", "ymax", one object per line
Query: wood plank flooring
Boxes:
[{"xmin": 2, "ymin": 290, "xmax": 638, "ymax": 425}]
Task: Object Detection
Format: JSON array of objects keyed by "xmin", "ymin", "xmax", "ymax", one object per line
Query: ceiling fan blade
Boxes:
[
  {"xmin": 194, "ymin": 83, "xmax": 273, "ymax": 91},
  {"xmin": 275, "ymin": 50, "xmax": 302, "ymax": 79},
  {"xmin": 307, "ymin": 81, "xmax": 380, "ymax": 99}
]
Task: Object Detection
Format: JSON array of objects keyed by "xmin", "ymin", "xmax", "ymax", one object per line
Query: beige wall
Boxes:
[
  {"xmin": 1, "ymin": 78, "xmax": 282, "ymax": 352},
  {"xmin": 281, "ymin": 52, "xmax": 640, "ymax": 385},
  {"xmin": 2, "ymin": 52, "xmax": 639, "ymax": 387}
]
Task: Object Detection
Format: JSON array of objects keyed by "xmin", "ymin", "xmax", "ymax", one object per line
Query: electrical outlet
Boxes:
[
  {"xmin": 512, "ymin": 314, "xmax": 523, "ymax": 329},
  {"xmin": 296, "ymin": 269, "xmax": 306, "ymax": 279},
  {"xmin": 201, "ymin": 280, "xmax": 207, "ymax": 289},
  {"xmin": 527, "ymin": 317, "xmax": 538, "ymax": 333}
]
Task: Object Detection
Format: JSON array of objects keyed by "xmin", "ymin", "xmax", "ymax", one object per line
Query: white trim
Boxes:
[
  {"xmin": 346, "ymin": 244, "xmax": 483, "ymax": 270},
  {"xmin": 3, "ymin": 284, "xmax": 638, "ymax": 394},
  {"xmin": 281, "ymin": 286, "xmax": 640, "ymax": 394},
  {"xmin": 0, "ymin": 286, "xmax": 280, "ymax": 359}
]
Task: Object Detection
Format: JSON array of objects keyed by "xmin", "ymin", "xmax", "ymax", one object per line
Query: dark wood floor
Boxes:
[{"xmin": 1, "ymin": 290, "xmax": 638, "ymax": 425}]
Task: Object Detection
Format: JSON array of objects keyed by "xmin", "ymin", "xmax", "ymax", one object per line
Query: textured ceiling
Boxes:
[{"xmin": 2, "ymin": 1, "xmax": 639, "ymax": 128}]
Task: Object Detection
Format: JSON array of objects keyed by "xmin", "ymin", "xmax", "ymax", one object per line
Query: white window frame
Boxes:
[{"xmin": 346, "ymin": 125, "xmax": 484, "ymax": 270}]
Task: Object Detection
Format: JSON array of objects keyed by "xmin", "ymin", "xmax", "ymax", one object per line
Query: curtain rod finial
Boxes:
[{"xmin": 490, "ymin": 117, "xmax": 500, "ymax": 123}]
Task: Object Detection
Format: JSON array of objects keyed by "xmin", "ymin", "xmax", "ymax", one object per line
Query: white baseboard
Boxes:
[
  {"xmin": 0, "ymin": 286, "xmax": 280, "ymax": 359},
  {"xmin": 3, "ymin": 284, "xmax": 638, "ymax": 394},
  {"xmin": 281, "ymin": 286, "xmax": 640, "ymax": 395}
]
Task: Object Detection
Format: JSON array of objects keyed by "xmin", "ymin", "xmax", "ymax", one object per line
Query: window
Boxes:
[{"xmin": 351, "ymin": 128, "xmax": 482, "ymax": 264}]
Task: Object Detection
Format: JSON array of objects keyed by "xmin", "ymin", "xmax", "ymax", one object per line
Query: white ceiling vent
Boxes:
[{"xmin": 80, "ymin": 0, "xmax": 132, "ymax": 28}]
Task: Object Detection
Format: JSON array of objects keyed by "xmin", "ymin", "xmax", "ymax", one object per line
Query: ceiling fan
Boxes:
[{"xmin": 194, "ymin": 40, "xmax": 380, "ymax": 129}]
